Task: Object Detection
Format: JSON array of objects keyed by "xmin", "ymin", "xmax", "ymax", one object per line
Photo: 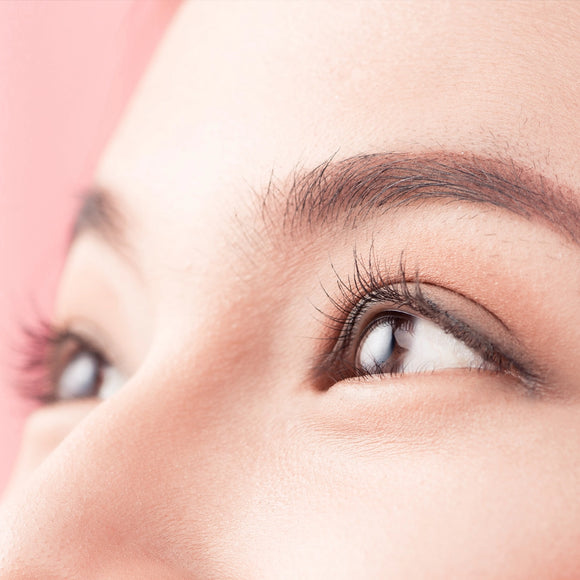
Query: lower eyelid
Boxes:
[{"xmin": 324, "ymin": 366, "xmax": 534, "ymax": 401}]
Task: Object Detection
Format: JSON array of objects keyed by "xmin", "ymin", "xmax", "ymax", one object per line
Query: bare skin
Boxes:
[{"xmin": 2, "ymin": 2, "xmax": 580, "ymax": 578}]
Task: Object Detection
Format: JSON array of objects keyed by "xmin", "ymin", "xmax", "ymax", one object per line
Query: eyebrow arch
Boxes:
[
  {"xmin": 272, "ymin": 152, "xmax": 580, "ymax": 245},
  {"xmin": 71, "ymin": 187, "xmax": 127, "ymax": 249}
]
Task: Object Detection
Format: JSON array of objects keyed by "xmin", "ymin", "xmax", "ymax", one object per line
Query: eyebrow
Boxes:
[
  {"xmin": 71, "ymin": 186, "xmax": 126, "ymax": 248},
  {"xmin": 275, "ymin": 152, "xmax": 580, "ymax": 245},
  {"xmin": 73, "ymin": 152, "xmax": 580, "ymax": 253}
]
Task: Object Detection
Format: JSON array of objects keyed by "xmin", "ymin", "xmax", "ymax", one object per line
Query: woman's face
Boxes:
[{"xmin": 3, "ymin": 2, "xmax": 580, "ymax": 577}]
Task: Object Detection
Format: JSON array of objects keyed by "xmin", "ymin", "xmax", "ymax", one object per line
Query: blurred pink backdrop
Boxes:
[{"xmin": 0, "ymin": 0, "xmax": 179, "ymax": 493}]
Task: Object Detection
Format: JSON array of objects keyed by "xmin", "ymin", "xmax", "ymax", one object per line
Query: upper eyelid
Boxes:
[
  {"xmin": 325, "ymin": 245, "xmax": 513, "ymax": 342},
  {"xmin": 314, "ymin": 256, "xmax": 542, "ymax": 391}
]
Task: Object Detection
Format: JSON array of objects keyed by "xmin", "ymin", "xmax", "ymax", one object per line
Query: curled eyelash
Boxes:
[
  {"xmin": 319, "ymin": 249, "xmax": 417, "ymax": 351},
  {"xmin": 15, "ymin": 318, "xmax": 61, "ymax": 403},
  {"xmin": 15, "ymin": 318, "xmax": 103, "ymax": 404},
  {"xmin": 314, "ymin": 247, "xmax": 541, "ymax": 390}
]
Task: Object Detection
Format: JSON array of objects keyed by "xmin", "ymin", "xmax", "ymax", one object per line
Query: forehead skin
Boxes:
[
  {"xmin": 98, "ymin": 0, "xmax": 580, "ymax": 204},
  {"xmin": 2, "ymin": 1, "xmax": 580, "ymax": 578},
  {"xmin": 94, "ymin": 0, "xmax": 580, "ymax": 308}
]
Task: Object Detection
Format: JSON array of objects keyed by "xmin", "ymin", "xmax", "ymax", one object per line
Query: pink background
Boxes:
[{"xmin": 0, "ymin": 0, "xmax": 179, "ymax": 494}]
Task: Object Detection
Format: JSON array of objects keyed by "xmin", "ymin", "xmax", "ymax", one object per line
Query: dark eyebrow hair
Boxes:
[
  {"xmin": 73, "ymin": 152, "xmax": 580, "ymax": 257},
  {"xmin": 71, "ymin": 187, "xmax": 126, "ymax": 248},
  {"xmin": 270, "ymin": 152, "xmax": 580, "ymax": 245}
]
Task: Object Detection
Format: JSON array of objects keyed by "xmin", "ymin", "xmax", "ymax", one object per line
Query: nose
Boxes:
[{"xmin": 0, "ymin": 352, "xmax": 281, "ymax": 578}]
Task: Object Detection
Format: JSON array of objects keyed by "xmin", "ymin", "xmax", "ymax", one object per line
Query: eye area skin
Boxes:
[
  {"xmin": 22, "ymin": 238, "xmax": 540, "ymax": 404},
  {"xmin": 21, "ymin": 294, "xmax": 494, "ymax": 403}
]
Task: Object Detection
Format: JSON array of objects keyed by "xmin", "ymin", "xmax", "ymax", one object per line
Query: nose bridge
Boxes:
[
  {"xmin": 0, "ymin": 341, "xmax": 278, "ymax": 577},
  {"xmin": 0, "ymin": 261, "xmax": 300, "ymax": 578}
]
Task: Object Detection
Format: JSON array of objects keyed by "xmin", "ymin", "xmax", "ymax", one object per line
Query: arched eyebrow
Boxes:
[
  {"xmin": 72, "ymin": 152, "xmax": 580, "ymax": 255},
  {"xmin": 71, "ymin": 186, "xmax": 127, "ymax": 248},
  {"xmin": 273, "ymin": 152, "xmax": 580, "ymax": 245}
]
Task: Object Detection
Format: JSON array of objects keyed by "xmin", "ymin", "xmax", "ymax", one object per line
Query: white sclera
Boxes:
[
  {"xmin": 397, "ymin": 318, "xmax": 484, "ymax": 373},
  {"xmin": 57, "ymin": 351, "xmax": 125, "ymax": 400},
  {"xmin": 98, "ymin": 366, "xmax": 125, "ymax": 400},
  {"xmin": 357, "ymin": 315, "xmax": 486, "ymax": 375}
]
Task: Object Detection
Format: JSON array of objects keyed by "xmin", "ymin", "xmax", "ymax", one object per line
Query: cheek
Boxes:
[
  {"xmin": 4, "ymin": 367, "xmax": 580, "ymax": 578},
  {"xmin": 230, "ymin": 382, "xmax": 580, "ymax": 577},
  {"xmin": 1, "ymin": 402, "xmax": 96, "ymax": 504},
  {"xmin": 164, "ymin": 398, "xmax": 580, "ymax": 577}
]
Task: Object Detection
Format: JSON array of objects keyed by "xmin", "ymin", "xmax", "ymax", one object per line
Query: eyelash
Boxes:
[
  {"xmin": 17, "ymin": 320, "xmax": 108, "ymax": 404},
  {"xmin": 16, "ymin": 252, "xmax": 538, "ymax": 403},
  {"xmin": 315, "ymin": 250, "xmax": 538, "ymax": 388}
]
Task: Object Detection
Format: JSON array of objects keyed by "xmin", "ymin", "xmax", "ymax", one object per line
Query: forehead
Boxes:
[{"xmin": 94, "ymin": 1, "xmax": 580, "ymax": 249}]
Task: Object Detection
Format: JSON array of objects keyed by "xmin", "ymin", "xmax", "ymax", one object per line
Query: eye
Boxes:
[
  {"xmin": 52, "ymin": 336, "xmax": 125, "ymax": 401},
  {"xmin": 317, "ymin": 259, "xmax": 539, "ymax": 389},
  {"xmin": 356, "ymin": 311, "xmax": 488, "ymax": 376}
]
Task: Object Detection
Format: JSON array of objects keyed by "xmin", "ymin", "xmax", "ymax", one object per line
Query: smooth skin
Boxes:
[{"xmin": 2, "ymin": 1, "xmax": 580, "ymax": 578}]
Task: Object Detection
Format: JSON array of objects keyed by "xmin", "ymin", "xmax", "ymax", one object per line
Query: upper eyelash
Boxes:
[
  {"xmin": 15, "ymin": 318, "xmax": 60, "ymax": 403},
  {"xmin": 314, "ymin": 248, "xmax": 541, "ymax": 389},
  {"xmin": 319, "ymin": 250, "xmax": 417, "ymax": 350}
]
